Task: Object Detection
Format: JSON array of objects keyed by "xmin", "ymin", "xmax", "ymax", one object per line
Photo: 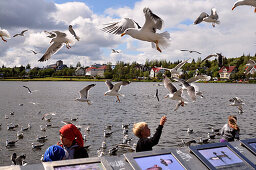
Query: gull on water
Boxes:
[
  {"xmin": 75, "ymin": 84, "xmax": 96, "ymax": 105},
  {"xmin": 21, "ymin": 124, "xmax": 31, "ymax": 131},
  {"xmin": 232, "ymin": 0, "xmax": 256, "ymax": 12},
  {"xmin": 102, "ymin": 7, "xmax": 170, "ymax": 52},
  {"xmin": 104, "ymin": 80, "xmax": 130, "ymax": 102},
  {"xmin": 163, "ymin": 75, "xmax": 186, "ymax": 111},
  {"xmin": 11, "ymin": 153, "xmax": 27, "ymax": 166},
  {"xmin": 6, "ymin": 139, "xmax": 18, "ymax": 147},
  {"xmin": 32, "ymin": 143, "xmax": 44, "ymax": 149},
  {"xmin": 69, "ymin": 25, "xmax": 80, "ymax": 41},
  {"xmin": 0, "ymin": 28, "xmax": 11, "ymax": 42},
  {"xmin": 229, "ymin": 97, "xmax": 244, "ymax": 114},
  {"xmin": 39, "ymin": 30, "xmax": 74, "ymax": 62},
  {"xmin": 13, "ymin": 30, "xmax": 28, "ymax": 37},
  {"xmin": 194, "ymin": 8, "xmax": 220, "ymax": 27}
]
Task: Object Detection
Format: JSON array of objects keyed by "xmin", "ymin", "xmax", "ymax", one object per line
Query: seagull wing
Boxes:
[
  {"xmin": 13, "ymin": 34, "xmax": 19, "ymax": 37},
  {"xmin": 141, "ymin": 7, "xmax": 163, "ymax": 33},
  {"xmin": 21, "ymin": 30, "xmax": 28, "ymax": 35},
  {"xmin": 163, "ymin": 76, "xmax": 177, "ymax": 94},
  {"xmin": 105, "ymin": 80, "xmax": 114, "ymax": 90},
  {"xmin": 101, "ymin": 18, "xmax": 139, "ymax": 34},
  {"xmin": 191, "ymin": 50, "xmax": 202, "ymax": 54},
  {"xmin": 180, "ymin": 49, "xmax": 189, "ymax": 52},
  {"xmin": 186, "ymin": 75, "xmax": 211, "ymax": 83},
  {"xmin": 53, "ymin": 31, "xmax": 67, "ymax": 38},
  {"xmin": 202, "ymin": 54, "xmax": 217, "ymax": 62},
  {"xmin": 23, "ymin": 86, "xmax": 32, "ymax": 93},
  {"xmin": 79, "ymin": 84, "xmax": 96, "ymax": 99},
  {"xmin": 69, "ymin": 25, "xmax": 80, "ymax": 41},
  {"xmin": 194, "ymin": 12, "xmax": 209, "ymax": 25},
  {"xmin": 155, "ymin": 89, "xmax": 159, "ymax": 101},
  {"xmin": 174, "ymin": 58, "xmax": 190, "ymax": 71},
  {"xmin": 112, "ymin": 81, "xmax": 130, "ymax": 93},
  {"xmin": 38, "ymin": 42, "xmax": 63, "ymax": 62}
]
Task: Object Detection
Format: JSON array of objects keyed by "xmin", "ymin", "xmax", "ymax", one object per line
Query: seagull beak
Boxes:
[
  {"xmin": 232, "ymin": 6, "xmax": 235, "ymax": 10},
  {"xmin": 255, "ymin": 8, "xmax": 256, "ymax": 13},
  {"xmin": 121, "ymin": 33, "xmax": 126, "ymax": 37}
]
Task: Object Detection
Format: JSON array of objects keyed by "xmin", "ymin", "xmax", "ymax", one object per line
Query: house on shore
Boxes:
[
  {"xmin": 218, "ymin": 66, "xmax": 236, "ymax": 79},
  {"xmin": 46, "ymin": 60, "xmax": 67, "ymax": 70},
  {"xmin": 85, "ymin": 64, "xmax": 108, "ymax": 77}
]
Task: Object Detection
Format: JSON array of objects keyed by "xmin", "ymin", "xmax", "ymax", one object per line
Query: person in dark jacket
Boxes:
[
  {"xmin": 220, "ymin": 115, "xmax": 240, "ymax": 142},
  {"xmin": 59, "ymin": 124, "xmax": 88, "ymax": 159},
  {"xmin": 133, "ymin": 116, "xmax": 167, "ymax": 152}
]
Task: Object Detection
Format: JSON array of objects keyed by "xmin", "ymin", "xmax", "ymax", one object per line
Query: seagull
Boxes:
[
  {"xmin": 174, "ymin": 100, "xmax": 187, "ymax": 111},
  {"xmin": 0, "ymin": 28, "xmax": 11, "ymax": 42},
  {"xmin": 6, "ymin": 139, "xmax": 18, "ymax": 147},
  {"xmin": 42, "ymin": 112, "xmax": 55, "ymax": 121},
  {"xmin": 102, "ymin": 7, "xmax": 170, "ymax": 53},
  {"xmin": 13, "ymin": 30, "xmax": 28, "ymax": 37},
  {"xmin": 163, "ymin": 58, "xmax": 190, "ymax": 76},
  {"xmin": 32, "ymin": 143, "xmax": 44, "ymax": 149},
  {"xmin": 38, "ymin": 31, "xmax": 73, "ymax": 62},
  {"xmin": 180, "ymin": 49, "xmax": 201, "ymax": 54},
  {"xmin": 30, "ymin": 50, "xmax": 38, "ymax": 55},
  {"xmin": 109, "ymin": 146, "xmax": 118, "ymax": 155},
  {"xmin": 208, "ymin": 132, "xmax": 215, "ymax": 139},
  {"xmin": 17, "ymin": 131, "xmax": 24, "ymax": 139},
  {"xmin": 232, "ymin": 0, "xmax": 256, "ymax": 12},
  {"xmin": 244, "ymin": 59, "xmax": 256, "ymax": 75},
  {"xmin": 181, "ymin": 139, "xmax": 197, "ymax": 147},
  {"xmin": 69, "ymin": 25, "xmax": 80, "ymax": 41},
  {"xmin": 173, "ymin": 77, "xmax": 196, "ymax": 102},
  {"xmin": 111, "ymin": 49, "xmax": 120, "ymax": 53},
  {"xmin": 75, "ymin": 84, "xmax": 96, "ymax": 104},
  {"xmin": 40, "ymin": 125, "xmax": 46, "ymax": 131},
  {"xmin": 37, "ymin": 135, "xmax": 47, "ymax": 142},
  {"xmin": 187, "ymin": 128, "xmax": 193, "ymax": 134},
  {"xmin": 229, "ymin": 97, "xmax": 244, "ymax": 114},
  {"xmin": 155, "ymin": 89, "xmax": 160, "ymax": 101},
  {"xmin": 202, "ymin": 53, "xmax": 224, "ymax": 64},
  {"xmin": 104, "ymin": 80, "xmax": 130, "ymax": 102},
  {"xmin": 22, "ymin": 86, "xmax": 32, "ymax": 93},
  {"xmin": 194, "ymin": 8, "xmax": 220, "ymax": 27},
  {"xmin": 44, "ymin": 31, "xmax": 56, "ymax": 38},
  {"xmin": 163, "ymin": 75, "xmax": 186, "ymax": 110},
  {"xmin": 11, "ymin": 153, "xmax": 26, "ymax": 166},
  {"xmin": 21, "ymin": 124, "xmax": 31, "ymax": 131},
  {"xmin": 104, "ymin": 130, "xmax": 113, "ymax": 138}
]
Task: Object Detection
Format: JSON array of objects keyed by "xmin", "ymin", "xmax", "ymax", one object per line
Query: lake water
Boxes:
[{"xmin": 0, "ymin": 81, "xmax": 255, "ymax": 166}]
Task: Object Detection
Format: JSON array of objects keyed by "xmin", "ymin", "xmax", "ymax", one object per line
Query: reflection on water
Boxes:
[{"xmin": 0, "ymin": 81, "xmax": 255, "ymax": 166}]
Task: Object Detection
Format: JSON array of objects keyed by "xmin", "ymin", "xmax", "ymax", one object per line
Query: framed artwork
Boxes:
[
  {"xmin": 124, "ymin": 149, "xmax": 189, "ymax": 170},
  {"xmin": 189, "ymin": 142, "xmax": 255, "ymax": 169}
]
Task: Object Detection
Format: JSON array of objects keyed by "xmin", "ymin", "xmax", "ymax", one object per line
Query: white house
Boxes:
[
  {"xmin": 150, "ymin": 67, "xmax": 166, "ymax": 78},
  {"xmin": 85, "ymin": 65, "xmax": 108, "ymax": 77},
  {"xmin": 75, "ymin": 67, "xmax": 85, "ymax": 76},
  {"xmin": 219, "ymin": 66, "xmax": 236, "ymax": 79}
]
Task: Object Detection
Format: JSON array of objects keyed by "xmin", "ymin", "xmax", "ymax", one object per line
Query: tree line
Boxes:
[{"xmin": 0, "ymin": 54, "xmax": 255, "ymax": 81}]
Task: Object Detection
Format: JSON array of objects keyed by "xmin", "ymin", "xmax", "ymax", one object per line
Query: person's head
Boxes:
[
  {"xmin": 228, "ymin": 115, "xmax": 239, "ymax": 131},
  {"xmin": 59, "ymin": 124, "xmax": 84, "ymax": 147},
  {"xmin": 43, "ymin": 145, "xmax": 65, "ymax": 162},
  {"xmin": 133, "ymin": 122, "xmax": 150, "ymax": 138}
]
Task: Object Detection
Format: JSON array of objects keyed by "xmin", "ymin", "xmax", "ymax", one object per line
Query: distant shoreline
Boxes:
[{"xmin": 0, "ymin": 77, "xmax": 255, "ymax": 83}]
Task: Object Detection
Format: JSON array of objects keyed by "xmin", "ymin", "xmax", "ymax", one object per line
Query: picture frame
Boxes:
[
  {"xmin": 240, "ymin": 138, "xmax": 256, "ymax": 156},
  {"xmin": 42, "ymin": 157, "xmax": 113, "ymax": 170},
  {"xmin": 124, "ymin": 148, "xmax": 189, "ymax": 170},
  {"xmin": 189, "ymin": 142, "xmax": 255, "ymax": 170}
]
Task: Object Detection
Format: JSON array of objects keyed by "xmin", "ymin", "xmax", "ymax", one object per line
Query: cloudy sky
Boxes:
[{"xmin": 0, "ymin": 0, "xmax": 255, "ymax": 68}]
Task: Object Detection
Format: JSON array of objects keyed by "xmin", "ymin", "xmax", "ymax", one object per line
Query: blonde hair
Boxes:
[
  {"xmin": 228, "ymin": 115, "xmax": 239, "ymax": 131},
  {"xmin": 133, "ymin": 122, "xmax": 148, "ymax": 138}
]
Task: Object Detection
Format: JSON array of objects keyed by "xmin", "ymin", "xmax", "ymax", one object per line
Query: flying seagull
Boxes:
[
  {"xmin": 13, "ymin": 30, "xmax": 28, "ymax": 37},
  {"xmin": 186, "ymin": 74, "xmax": 211, "ymax": 98},
  {"xmin": 173, "ymin": 77, "xmax": 196, "ymax": 102},
  {"xmin": 229, "ymin": 97, "xmax": 244, "ymax": 114},
  {"xmin": 69, "ymin": 25, "xmax": 80, "ymax": 41},
  {"xmin": 163, "ymin": 58, "xmax": 190, "ymax": 76},
  {"xmin": 202, "ymin": 53, "xmax": 224, "ymax": 67},
  {"xmin": 104, "ymin": 80, "xmax": 130, "ymax": 102},
  {"xmin": 155, "ymin": 89, "xmax": 160, "ymax": 101},
  {"xmin": 180, "ymin": 49, "xmax": 201, "ymax": 54},
  {"xmin": 75, "ymin": 84, "xmax": 96, "ymax": 104},
  {"xmin": 30, "ymin": 50, "xmax": 38, "ymax": 55},
  {"xmin": 39, "ymin": 31, "xmax": 73, "ymax": 62},
  {"xmin": 112, "ymin": 49, "xmax": 120, "ymax": 53},
  {"xmin": 232, "ymin": 0, "xmax": 256, "ymax": 12},
  {"xmin": 44, "ymin": 31, "xmax": 56, "ymax": 38},
  {"xmin": 194, "ymin": 8, "xmax": 220, "ymax": 27},
  {"xmin": 163, "ymin": 75, "xmax": 186, "ymax": 111},
  {"xmin": 23, "ymin": 86, "xmax": 32, "ymax": 93},
  {"xmin": 244, "ymin": 59, "xmax": 256, "ymax": 75},
  {"xmin": 0, "ymin": 28, "xmax": 11, "ymax": 42},
  {"xmin": 102, "ymin": 7, "xmax": 170, "ymax": 53}
]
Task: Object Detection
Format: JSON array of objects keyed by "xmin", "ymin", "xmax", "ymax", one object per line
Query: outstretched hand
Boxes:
[{"xmin": 160, "ymin": 116, "xmax": 167, "ymax": 126}]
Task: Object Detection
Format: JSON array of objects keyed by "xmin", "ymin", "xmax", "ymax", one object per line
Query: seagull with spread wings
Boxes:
[
  {"xmin": 112, "ymin": 49, "xmax": 120, "ymax": 53},
  {"xmin": 69, "ymin": 25, "xmax": 80, "ymax": 41},
  {"xmin": 163, "ymin": 75, "xmax": 186, "ymax": 111},
  {"xmin": 23, "ymin": 86, "xmax": 32, "ymax": 93},
  {"xmin": 180, "ymin": 49, "xmax": 201, "ymax": 54},
  {"xmin": 163, "ymin": 58, "xmax": 190, "ymax": 76},
  {"xmin": 0, "ymin": 28, "xmax": 11, "ymax": 42},
  {"xmin": 104, "ymin": 80, "xmax": 130, "ymax": 102},
  {"xmin": 202, "ymin": 53, "xmax": 224, "ymax": 67},
  {"xmin": 75, "ymin": 84, "xmax": 96, "ymax": 105},
  {"xmin": 13, "ymin": 30, "xmax": 28, "ymax": 37},
  {"xmin": 229, "ymin": 97, "xmax": 245, "ymax": 114},
  {"xmin": 232, "ymin": 0, "xmax": 256, "ymax": 12},
  {"xmin": 39, "ymin": 31, "xmax": 73, "ymax": 62},
  {"xmin": 244, "ymin": 59, "xmax": 256, "ymax": 75},
  {"xmin": 173, "ymin": 77, "xmax": 196, "ymax": 102},
  {"xmin": 102, "ymin": 7, "xmax": 170, "ymax": 52},
  {"xmin": 44, "ymin": 31, "xmax": 56, "ymax": 38},
  {"xmin": 194, "ymin": 8, "xmax": 220, "ymax": 27}
]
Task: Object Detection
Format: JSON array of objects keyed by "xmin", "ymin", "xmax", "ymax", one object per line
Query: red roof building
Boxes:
[{"xmin": 219, "ymin": 66, "xmax": 236, "ymax": 79}]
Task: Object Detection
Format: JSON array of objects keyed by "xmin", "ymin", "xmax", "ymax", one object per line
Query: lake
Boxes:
[{"xmin": 0, "ymin": 81, "xmax": 255, "ymax": 166}]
